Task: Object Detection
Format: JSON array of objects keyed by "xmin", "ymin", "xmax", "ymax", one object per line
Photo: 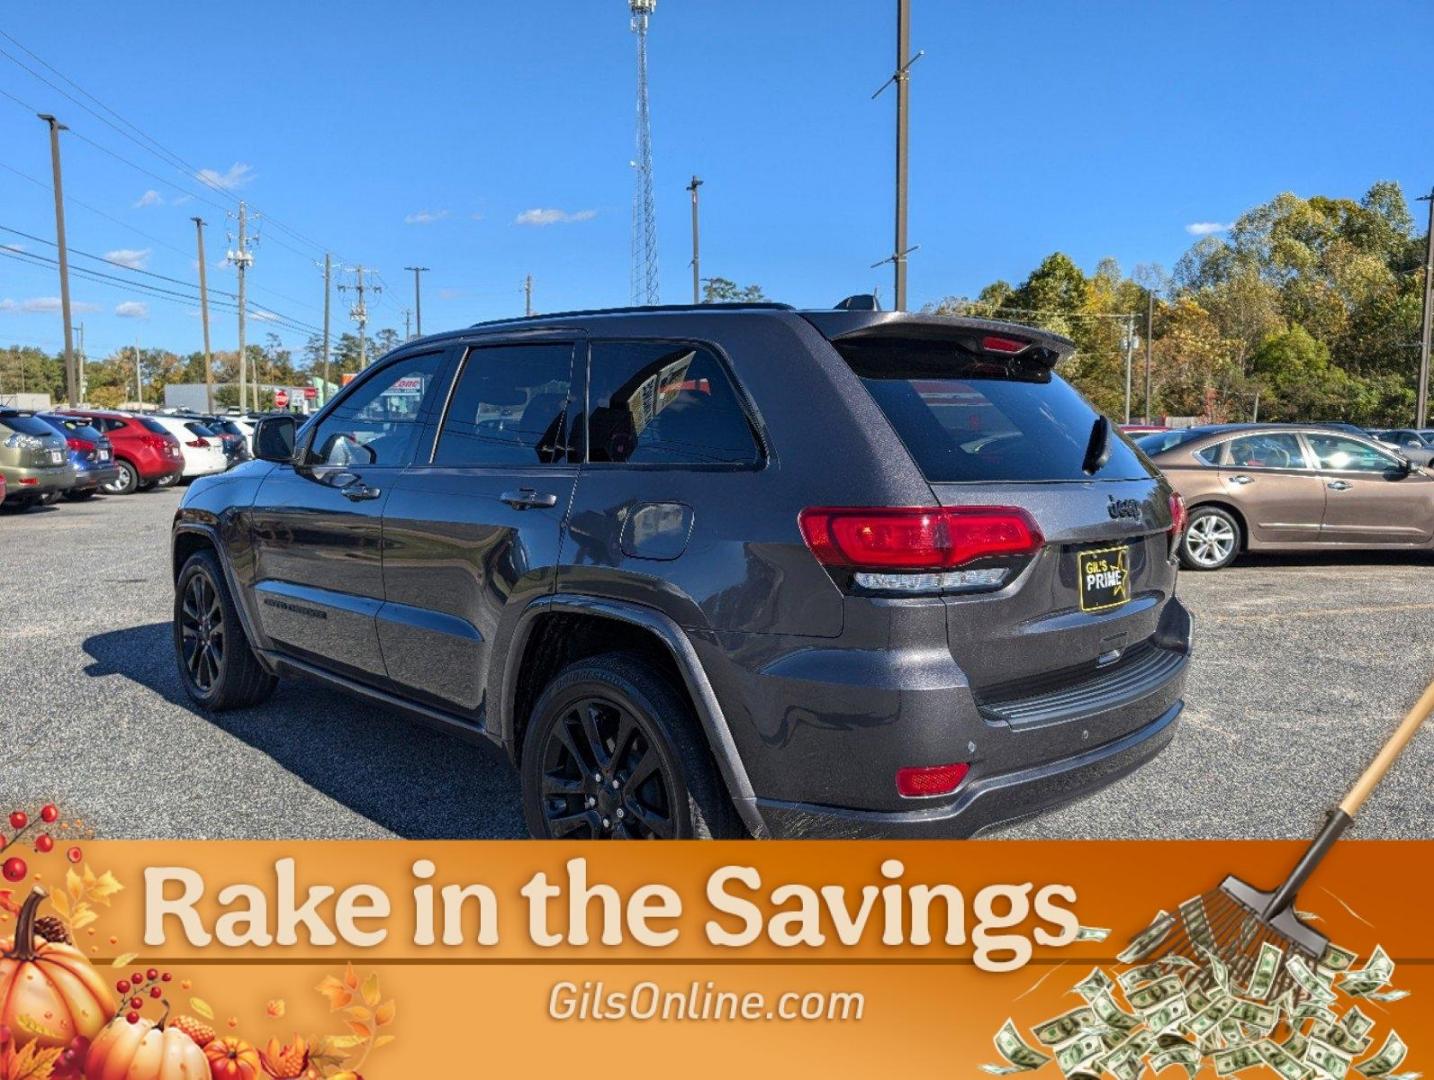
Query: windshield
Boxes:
[{"xmin": 835, "ymin": 337, "xmax": 1153, "ymax": 483}]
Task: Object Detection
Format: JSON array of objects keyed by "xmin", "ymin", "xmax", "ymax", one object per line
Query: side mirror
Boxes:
[{"xmin": 253, "ymin": 414, "xmax": 298, "ymax": 463}]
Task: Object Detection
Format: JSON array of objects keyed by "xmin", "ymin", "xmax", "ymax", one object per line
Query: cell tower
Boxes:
[{"xmin": 629, "ymin": 0, "xmax": 659, "ymax": 305}]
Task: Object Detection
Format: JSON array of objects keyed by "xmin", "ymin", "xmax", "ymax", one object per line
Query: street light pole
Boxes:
[
  {"xmin": 38, "ymin": 114, "xmax": 77, "ymax": 406},
  {"xmin": 686, "ymin": 175, "xmax": 703, "ymax": 304},
  {"xmin": 1416, "ymin": 189, "xmax": 1434, "ymax": 429}
]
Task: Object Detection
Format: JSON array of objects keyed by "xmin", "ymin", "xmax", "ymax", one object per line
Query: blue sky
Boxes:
[{"xmin": 1, "ymin": 0, "xmax": 1431, "ymax": 361}]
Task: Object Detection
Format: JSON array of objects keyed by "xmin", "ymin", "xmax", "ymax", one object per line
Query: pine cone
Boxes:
[{"xmin": 33, "ymin": 915, "xmax": 70, "ymax": 944}]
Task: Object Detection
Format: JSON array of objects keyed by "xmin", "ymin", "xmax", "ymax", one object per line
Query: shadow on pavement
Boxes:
[
  {"xmin": 81, "ymin": 621, "xmax": 524, "ymax": 838},
  {"xmin": 1228, "ymin": 550, "xmax": 1434, "ymax": 570}
]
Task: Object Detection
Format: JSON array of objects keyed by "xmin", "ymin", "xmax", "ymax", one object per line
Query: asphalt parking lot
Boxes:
[{"xmin": 2, "ymin": 487, "xmax": 1432, "ymax": 840}]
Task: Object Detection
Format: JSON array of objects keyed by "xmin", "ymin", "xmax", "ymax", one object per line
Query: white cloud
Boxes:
[
  {"xmin": 115, "ymin": 301, "xmax": 150, "ymax": 319},
  {"xmin": 515, "ymin": 207, "xmax": 597, "ymax": 226},
  {"xmin": 404, "ymin": 208, "xmax": 449, "ymax": 225},
  {"xmin": 196, "ymin": 162, "xmax": 255, "ymax": 190},
  {"xmin": 3, "ymin": 297, "xmax": 100, "ymax": 314},
  {"xmin": 250, "ymin": 308, "xmax": 280, "ymax": 322},
  {"xmin": 1185, "ymin": 221, "xmax": 1233, "ymax": 236},
  {"xmin": 171, "ymin": 193, "xmax": 194, "ymax": 206},
  {"xmin": 133, "ymin": 189, "xmax": 164, "ymax": 208},
  {"xmin": 105, "ymin": 248, "xmax": 152, "ymax": 270}
]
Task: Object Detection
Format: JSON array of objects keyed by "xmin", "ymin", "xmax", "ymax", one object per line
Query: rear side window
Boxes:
[
  {"xmin": 1135, "ymin": 430, "xmax": 1206, "ymax": 456},
  {"xmin": 306, "ymin": 352, "xmax": 445, "ymax": 467},
  {"xmin": 184, "ymin": 422, "xmax": 215, "ymax": 438},
  {"xmin": 836, "ymin": 337, "xmax": 1153, "ymax": 483},
  {"xmin": 433, "ymin": 343, "xmax": 574, "ymax": 467},
  {"xmin": 583, "ymin": 341, "xmax": 759, "ymax": 466},
  {"xmin": 1226, "ymin": 433, "xmax": 1307, "ymax": 469},
  {"xmin": 0, "ymin": 414, "xmax": 58, "ymax": 437},
  {"xmin": 137, "ymin": 417, "xmax": 170, "ymax": 434}
]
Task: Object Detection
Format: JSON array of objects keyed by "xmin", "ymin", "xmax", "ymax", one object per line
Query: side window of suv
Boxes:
[
  {"xmin": 305, "ymin": 352, "xmax": 444, "ymax": 468},
  {"xmin": 432, "ymin": 342, "xmax": 574, "ymax": 466},
  {"xmin": 583, "ymin": 341, "xmax": 760, "ymax": 466}
]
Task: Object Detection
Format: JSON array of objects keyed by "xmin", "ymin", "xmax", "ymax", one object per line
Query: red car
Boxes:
[{"xmin": 59, "ymin": 410, "xmax": 182, "ymax": 494}]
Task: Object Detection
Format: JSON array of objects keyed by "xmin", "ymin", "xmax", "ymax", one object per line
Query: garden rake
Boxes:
[{"xmin": 1131, "ymin": 675, "xmax": 1434, "ymax": 1002}]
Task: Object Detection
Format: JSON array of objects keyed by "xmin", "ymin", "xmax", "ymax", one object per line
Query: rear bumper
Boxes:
[
  {"xmin": 71, "ymin": 463, "xmax": 120, "ymax": 491},
  {"xmin": 2, "ymin": 465, "xmax": 75, "ymax": 499},
  {"xmin": 756, "ymin": 698, "xmax": 1182, "ymax": 838}
]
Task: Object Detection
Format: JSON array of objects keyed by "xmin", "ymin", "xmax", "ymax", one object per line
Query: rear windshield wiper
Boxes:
[{"xmin": 1082, "ymin": 416, "xmax": 1111, "ymax": 475}]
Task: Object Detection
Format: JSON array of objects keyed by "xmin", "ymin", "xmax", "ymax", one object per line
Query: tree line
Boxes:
[{"xmin": 3, "ymin": 181, "xmax": 1428, "ymax": 424}]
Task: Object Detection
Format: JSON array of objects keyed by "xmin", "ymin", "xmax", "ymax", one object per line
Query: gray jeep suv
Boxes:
[{"xmin": 171, "ymin": 302, "xmax": 1191, "ymax": 838}]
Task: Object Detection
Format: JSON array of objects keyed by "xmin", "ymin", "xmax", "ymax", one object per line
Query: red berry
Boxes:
[
  {"xmin": 129, "ymin": 997, "xmax": 143, "ymax": 1010},
  {"xmin": 126, "ymin": 1011, "xmax": 139, "ymax": 1024},
  {"xmin": 66, "ymin": 846, "xmax": 82, "ymax": 864},
  {"xmin": 1, "ymin": 857, "xmax": 26, "ymax": 883},
  {"xmin": 8, "ymin": 811, "xmax": 26, "ymax": 830},
  {"xmin": 161, "ymin": 972, "xmax": 172, "ymax": 982},
  {"xmin": 116, "ymin": 980, "xmax": 130, "ymax": 994},
  {"xmin": 150, "ymin": 986, "xmax": 162, "ymax": 999},
  {"xmin": 35, "ymin": 834, "xmax": 54, "ymax": 853},
  {"xmin": 146, "ymin": 968, "xmax": 159, "ymax": 981},
  {"xmin": 40, "ymin": 804, "xmax": 59, "ymax": 824},
  {"xmin": 131, "ymin": 972, "xmax": 143, "ymax": 985}
]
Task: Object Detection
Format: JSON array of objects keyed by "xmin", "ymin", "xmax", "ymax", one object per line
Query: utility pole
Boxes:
[
  {"xmin": 524, "ymin": 274, "xmax": 533, "ymax": 317},
  {"xmin": 403, "ymin": 309, "xmax": 411, "ymax": 341},
  {"xmin": 687, "ymin": 175, "xmax": 703, "ymax": 304},
  {"xmin": 1145, "ymin": 287, "xmax": 1155, "ymax": 424},
  {"xmin": 193, "ymin": 217, "xmax": 214, "ymax": 414},
  {"xmin": 339, "ymin": 266, "xmax": 377, "ymax": 369},
  {"xmin": 321, "ymin": 253, "xmax": 332, "ymax": 405},
  {"xmin": 226, "ymin": 202, "xmax": 253, "ymax": 412},
  {"xmin": 404, "ymin": 265, "xmax": 428, "ymax": 337},
  {"xmin": 133, "ymin": 338, "xmax": 142, "ymax": 407},
  {"xmin": 38, "ymin": 114, "xmax": 77, "ymax": 406},
  {"xmin": 1416, "ymin": 189, "xmax": 1434, "ymax": 428},
  {"xmin": 1122, "ymin": 316, "xmax": 1135, "ymax": 424},
  {"xmin": 74, "ymin": 322, "xmax": 86, "ymax": 402},
  {"xmin": 871, "ymin": 2, "xmax": 921, "ymax": 310}
]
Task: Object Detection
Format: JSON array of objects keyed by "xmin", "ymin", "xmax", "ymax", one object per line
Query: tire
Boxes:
[
  {"xmin": 1179, "ymin": 505, "xmax": 1241, "ymax": 570},
  {"xmin": 103, "ymin": 460, "xmax": 138, "ymax": 495},
  {"xmin": 62, "ymin": 489, "xmax": 97, "ymax": 502},
  {"xmin": 520, "ymin": 652, "xmax": 742, "ymax": 840},
  {"xmin": 173, "ymin": 549, "xmax": 276, "ymax": 710},
  {"xmin": 156, "ymin": 472, "xmax": 180, "ymax": 488},
  {"xmin": 41, "ymin": 491, "xmax": 62, "ymax": 505}
]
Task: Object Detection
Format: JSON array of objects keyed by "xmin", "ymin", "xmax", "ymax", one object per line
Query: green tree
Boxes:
[{"xmin": 701, "ymin": 277, "xmax": 767, "ymax": 303}]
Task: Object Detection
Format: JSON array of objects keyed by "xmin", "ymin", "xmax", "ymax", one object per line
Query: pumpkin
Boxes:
[
  {"xmin": 204, "ymin": 1036, "xmax": 261, "ymax": 1080},
  {"xmin": 85, "ymin": 1014, "xmax": 209, "ymax": 1080},
  {"xmin": 0, "ymin": 887, "xmax": 115, "ymax": 1051}
]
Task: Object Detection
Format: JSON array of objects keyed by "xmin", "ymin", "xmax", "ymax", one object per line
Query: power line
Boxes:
[{"xmin": 0, "ymin": 221, "xmax": 240, "ymax": 298}]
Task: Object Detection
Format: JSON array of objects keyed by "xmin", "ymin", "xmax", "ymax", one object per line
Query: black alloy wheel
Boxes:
[{"xmin": 179, "ymin": 570, "xmax": 225, "ymax": 694}]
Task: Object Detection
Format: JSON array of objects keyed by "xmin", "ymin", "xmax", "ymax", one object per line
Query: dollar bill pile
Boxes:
[{"xmin": 982, "ymin": 910, "xmax": 1417, "ymax": 1080}]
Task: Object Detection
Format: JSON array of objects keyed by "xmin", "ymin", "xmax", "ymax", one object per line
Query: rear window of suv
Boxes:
[
  {"xmin": 0, "ymin": 413, "xmax": 59, "ymax": 438},
  {"xmin": 835, "ymin": 337, "xmax": 1154, "ymax": 483},
  {"xmin": 137, "ymin": 417, "xmax": 171, "ymax": 435}
]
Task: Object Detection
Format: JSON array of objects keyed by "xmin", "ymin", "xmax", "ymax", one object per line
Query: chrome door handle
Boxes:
[
  {"xmin": 341, "ymin": 481, "xmax": 382, "ymax": 501},
  {"xmin": 1229, "ymin": 474, "xmax": 1253, "ymax": 485},
  {"xmin": 501, "ymin": 488, "xmax": 558, "ymax": 510},
  {"xmin": 1326, "ymin": 480, "xmax": 1352, "ymax": 491}
]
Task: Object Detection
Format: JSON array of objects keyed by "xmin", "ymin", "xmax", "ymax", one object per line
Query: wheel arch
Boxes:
[
  {"xmin": 1184, "ymin": 499, "xmax": 1249, "ymax": 551},
  {"xmin": 171, "ymin": 521, "xmax": 273, "ymax": 670},
  {"xmin": 499, "ymin": 594, "xmax": 766, "ymax": 837}
]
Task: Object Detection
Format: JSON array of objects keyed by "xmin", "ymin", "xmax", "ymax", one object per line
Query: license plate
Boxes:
[
  {"xmin": 1077, "ymin": 545, "xmax": 1131, "ymax": 613},
  {"xmin": 49, "ymin": 449, "xmax": 63, "ymax": 464},
  {"xmin": 99, "ymin": 450, "xmax": 111, "ymax": 461}
]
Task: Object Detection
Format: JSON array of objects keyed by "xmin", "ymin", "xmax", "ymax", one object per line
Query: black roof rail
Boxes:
[{"xmin": 468, "ymin": 301, "xmax": 795, "ymax": 328}]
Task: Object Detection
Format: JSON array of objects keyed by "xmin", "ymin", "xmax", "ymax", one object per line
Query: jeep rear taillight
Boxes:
[
  {"xmin": 1168, "ymin": 492, "xmax": 1187, "ymax": 557},
  {"xmin": 799, "ymin": 506, "xmax": 1043, "ymax": 570}
]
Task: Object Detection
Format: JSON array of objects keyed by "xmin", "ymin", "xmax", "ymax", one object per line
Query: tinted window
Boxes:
[
  {"xmin": 1307, "ymin": 435, "xmax": 1398, "ymax": 473},
  {"xmin": 837, "ymin": 337, "xmax": 1152, "ymax": 483},
  {"xmin": 0, "ymin": 414, "xmax": 60, "ymax": 438},
  {"xmin": 584, "ymin": 341, "xmax": 759, "ymax": 466},
  {"xmin": 432, "ymin": 343, "xmax": 573, "ymax": 466},
  {"xmin": 184, "ymin": 422, "xmax": 216, "ymax": 438},
  {"xmin": 1194, "ymin": 445, "xmax": 1221, "ymax": 466},
  {"xmin": 137, "ymin": 417, "xmax": 170, "ymax": 435},
  {"xmin": 306, "ymin": 352, "xmax": 444, "ymax": 468},
  {"xmin": 1225, "ymin": 433, "xmax": 1307, "ymax": 469}
]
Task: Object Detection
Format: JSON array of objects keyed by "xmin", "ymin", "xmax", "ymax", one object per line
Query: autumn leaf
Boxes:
[
  {"xmin": 373, "ymin": 1034, "xmax": 396, "ymax": 1049},
  {"xmin": 360, "ymin": 972, "xmax": 380, "ymax": 1007},
  {"xmin": 321, "ymin": 1035, "xmax": 365, "ymax": 1053},
  {"xmin": 315, "ymin": 975, "xmax": 353, "ymax": 1011},
  {"xmin": 47, "ymin": 891, "xmax": 69, "ymax": 920},
  {"xmin": 71, "ymin": 908, "xmax": 98, "ymax": 931},
  {"xmin": 65, "ymin": 869, "xmax": 84, "ymax": 904},
  {"xmin": 190, "ymin": 997, "xmax": 215, "ymax": 1020},
  {"xmin": 86, "ymin": 869, "xmax": 124, "ymax": 905},
  {"xmin": 344, "ymin": 1020, "xmax": 371, "ymax": 1040},
  {"xmin": 2, "ymin": 1041, "xmax": 64, "ymax": 1080},
  {"xmin": 265, "ymin": 999, "xmax": 286, "ymax": 1019},
  {"xmin": 111, "ymin": 952, "xmax": 138, "ymax": 968},
  {"xmin": 342, "ymin": 963, "xmax": 359, "ymax": 990},
  {"xmin": 342, "ymin": 1006, "xmax": 371, "ymax": 1025},
  {"xmin": 373, "ymin": 1000, "xmax": 395, "ymax": 1027}
]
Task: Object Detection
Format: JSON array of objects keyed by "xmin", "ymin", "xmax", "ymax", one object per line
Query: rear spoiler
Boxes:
[{"xmin": 800, "ymin": 310, "xmax": 1077, "ymax": 368}]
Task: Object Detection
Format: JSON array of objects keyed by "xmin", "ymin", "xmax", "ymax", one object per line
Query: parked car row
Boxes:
[{"xmin": 0, "ymin": 406, "xmax": 252, "ymax": 512}]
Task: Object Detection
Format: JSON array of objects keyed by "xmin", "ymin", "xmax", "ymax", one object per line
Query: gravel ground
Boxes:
[{"xmin": 2, "ymin": 486, "xmax": 1432, "ymax": 840}]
